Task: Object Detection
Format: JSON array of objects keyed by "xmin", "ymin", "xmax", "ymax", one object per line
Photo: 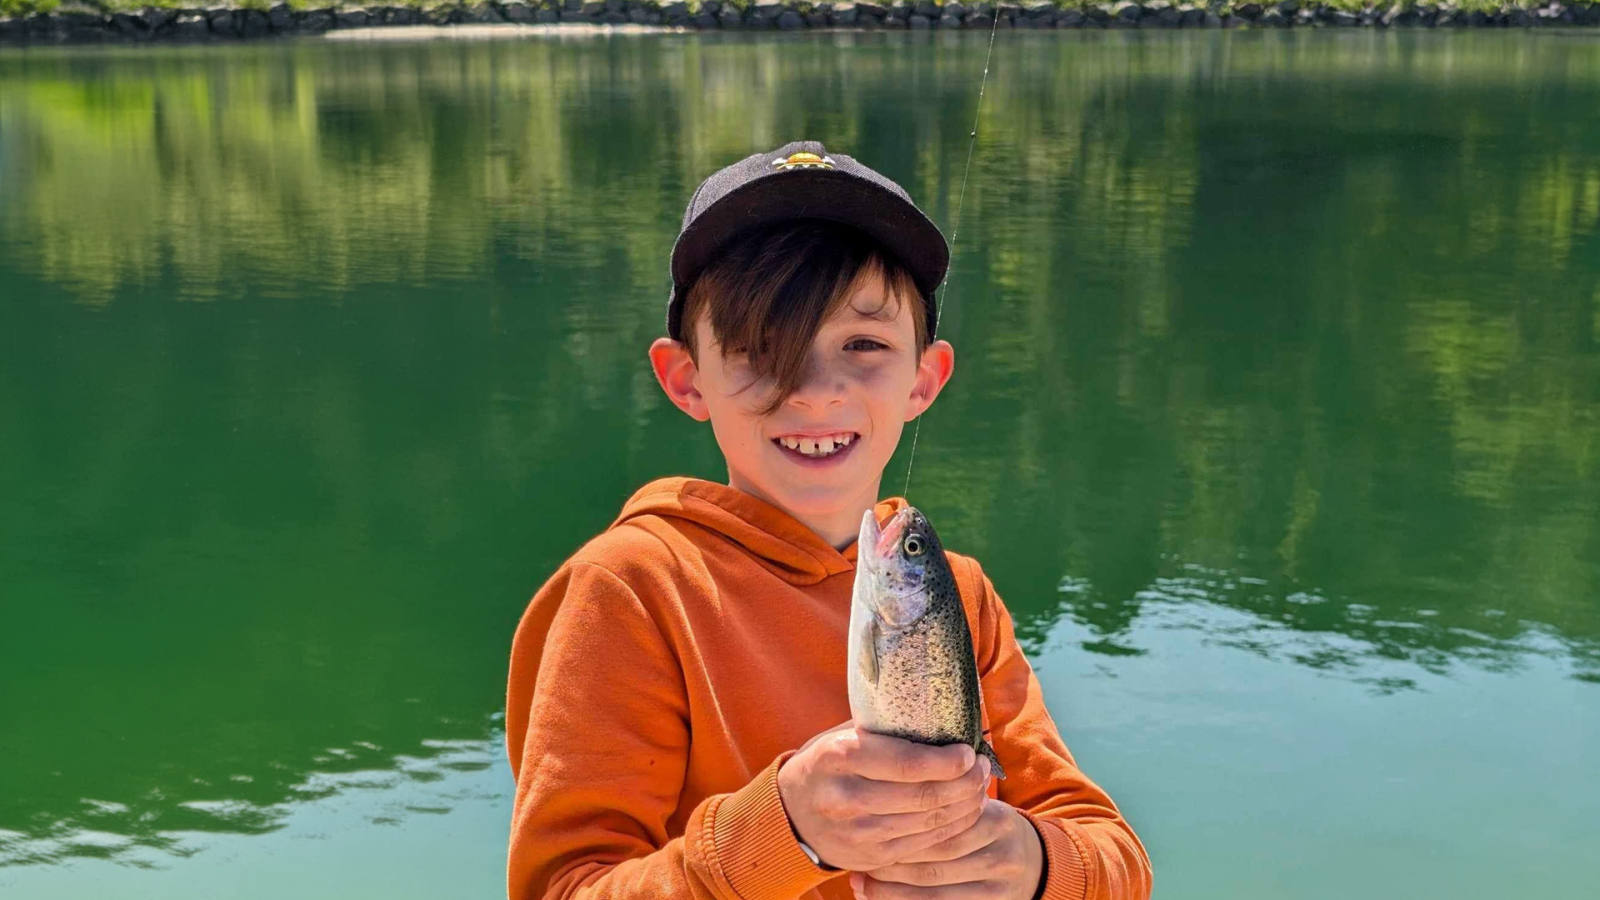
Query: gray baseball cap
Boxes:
[{"xmin": 666, "ymin": 140, "xmax": 950, "ymax": 341}]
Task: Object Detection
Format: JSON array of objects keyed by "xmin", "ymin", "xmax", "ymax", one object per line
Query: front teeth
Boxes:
[{"xmin": 778, "ymin": 433, "xmax": 855, "ymax": 457}]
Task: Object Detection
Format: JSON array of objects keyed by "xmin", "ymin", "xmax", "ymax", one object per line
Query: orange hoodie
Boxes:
[{"xmin": 506, "ymin": 477, "xmax": 1151, "ymax": 900}]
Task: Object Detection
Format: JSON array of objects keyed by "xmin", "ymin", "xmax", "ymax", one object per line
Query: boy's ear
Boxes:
[
  {"xmin": 905, "ymin": 339, "xmax": 955, "ymax": 421},
  {"xmin": 649, "ymin": 338, "xmax": 710, "ymax": 422}
]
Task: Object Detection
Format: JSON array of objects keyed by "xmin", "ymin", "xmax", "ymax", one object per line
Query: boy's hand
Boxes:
[
  {"xmin": 777, "ymin": 722, "xmax": 991, "ymax": 873},
  {"xmin": 849, "ymin": 799, "xmax": 1045, "ymax": 900}
]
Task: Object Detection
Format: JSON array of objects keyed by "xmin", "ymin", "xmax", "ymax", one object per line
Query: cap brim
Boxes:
[{"xmin": 668, "ymin": 169, "xmax": 949, "ymax": 340}]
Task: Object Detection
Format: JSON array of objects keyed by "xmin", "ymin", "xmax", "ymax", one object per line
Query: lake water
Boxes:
[{"xmin": 2, "ymin": 27, "xmax": 1598, "ymax": 900}]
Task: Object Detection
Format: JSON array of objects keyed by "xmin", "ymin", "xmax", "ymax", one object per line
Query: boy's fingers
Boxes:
[
  {"xmin": 875, "ymin": 804, "xmax": 1002, "ymax": 863},
  {"xmin": 873, "ymin": 797, "xmax": 987, "ymax": 859},
  {"xmin": 860, "ymin": 790, "xmax": 986, "ymax": 841},
  {"xmin": 843, "ymin": 731, "xmax": 975, "ymax": 783},
  {"xmin": 866, "ymin": 845, "xmax": 997, "ymax": 888},
  {"xmin": 858, "ymin": 879, "xmax": 992, "ymax": 900},
  {"xmin": 841, "ymin": 757, "xmax": 988, "ymax": 813},
  {"xmin": 799, "ymin": 719, "xmax": 856, "ymax": 755}
]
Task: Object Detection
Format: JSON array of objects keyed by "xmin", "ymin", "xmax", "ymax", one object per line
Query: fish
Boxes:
[{"xmin": 847, "ymin": 505, "xmax": 1006, "ymax": 780}]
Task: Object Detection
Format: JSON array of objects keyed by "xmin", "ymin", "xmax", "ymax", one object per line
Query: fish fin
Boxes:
[
  {"xmin": 860, "ymin": 616, "xmax": 880, "ymax": 687},
  {"xmin": 978, "ymin": 740, "xmax": 1006, "ymax": 781}
]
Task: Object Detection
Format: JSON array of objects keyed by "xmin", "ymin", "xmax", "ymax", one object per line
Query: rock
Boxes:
[
  {"xmin": 965, "ymin": 11, "xmax": 994, "ymax": 26},
  {"xmin": 718, "ymin": 6, "xmax": 743, "ymax": 26},
  {"xmin": 857, "ymin": 1, "xmax": 890, "ymax": 19},
  {"xmin": 1259, "ymin": 7, "xmax": 1285, "ymax": 24},
  {"xmin": 1059, "ymin": 9, "xmax": 1086, "ymax": 25},
  {"xmin": 777, "ymin": 9, "xmax": 805, "ymax": 26},
  {"xmin": 1177, "ymin": 4, "xmax": 1203, "ymax": 24},
  {"xmin": 1023, "ymin": 0, "xmax": 1056, "ymax": 21},
  {"xmin": 1204, "ymin": 9, "xmax": 1221, "ymax": 25},
  {"xmin": 916, "ymin": 0, "xmax": 942, "ymax": 14},
  {"xmin": 265, "ymin": 3, "xmax": 291, "ymax": 30},
  {"xmin": 500, "ymin": 1, "xmax": 534, "ymax": 21},
  {"xmin": 303, "ymin": 9, "xmax": 336, "ymax": 30},
  {"xmin": 1232, "ymin": 2, "xmax": 1261, "ymax": 18},
  {"xmin": 1275, "ymin": 0, "xmax": 1298, "ymax": 12},
  {"xmin": 692, "ymin": 11, "xmax": 720, "ymax": 25},
  {"xmin": 206, "ymin": 8, "xmax": 238, "ymax": 36},
  {"xmin": 142, "ymin": 7, "xmax": 177, "ymax": 30},
  {"xmin": 944, "ymin": 0, "xmax": 969, "ymax": 15},
  {"xmin": 240, "ymin": 9, "xmax": 270, "ymax": 35},
  {"xmin": 1153, "ymin": 6, "xmax": 1181, "ymax": 25},
  {"xmin": 663, "ymin": 0, "xmax": 690, "ymax": 14},
  {"xmin": 109, "ymin": 12, "xmax": 147, "ymax": 38},
  {"xmin": 1112, "ymin": 1, "xmax": 1141, "ymax": 22},
  {"xmin": 1331, "ymin": 9, "xmax": 1357, "ymax": 24},
  {"xmin": 831, "ymin": 2, "xmax": 859, "ymax": 23},
  {"xmin": 600, "ymin": 10, "xmax": 628, "ymax": 23},
  {"xmin": 173, "ymin": 13, "xmax": 210, "ymax": 38}
]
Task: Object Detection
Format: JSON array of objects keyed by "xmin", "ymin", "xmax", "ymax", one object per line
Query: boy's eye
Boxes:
[{"xmin": 845, "ymin": 338, "xmax": 888, "ymax": 351}]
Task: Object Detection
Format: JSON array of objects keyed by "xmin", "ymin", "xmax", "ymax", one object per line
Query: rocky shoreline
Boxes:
[{"xmin": 2, "ymin": 0, "xmax": 1598, "ymax": 45}]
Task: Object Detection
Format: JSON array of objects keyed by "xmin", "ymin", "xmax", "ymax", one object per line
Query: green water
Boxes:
[{"xmin": 2, "ymin": 28, "xmax": 1598, "ymax": 900}]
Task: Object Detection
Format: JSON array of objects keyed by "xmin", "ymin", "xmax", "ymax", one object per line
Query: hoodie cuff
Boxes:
[
  {"xmin": 1019, "ymin": 809, "xmax": 1090, "ymax": 900},
  {"xmin": 710, "ymin": 750, "xmax": 838, "ymax": 900}
]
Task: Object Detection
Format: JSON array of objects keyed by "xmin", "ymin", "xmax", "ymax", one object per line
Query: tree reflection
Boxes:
[{"xmin": 0, "ymin": 31, "xmax": 1596, "ymax": 867}]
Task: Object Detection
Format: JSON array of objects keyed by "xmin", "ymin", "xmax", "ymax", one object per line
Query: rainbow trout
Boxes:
[{"xmin": 847, "ymin": 506, "xmax": 1006, "ymax": 779}]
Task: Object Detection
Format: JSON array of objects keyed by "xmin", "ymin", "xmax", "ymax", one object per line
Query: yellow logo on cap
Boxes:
[{"xmin": 773, "ymin": 151, "xmax": 835, "ymax": 171}]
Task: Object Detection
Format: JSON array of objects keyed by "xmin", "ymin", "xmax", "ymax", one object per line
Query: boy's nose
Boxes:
[{"xmin": 786, "ymin": 353, "xmax": 846, "ymax": 409}]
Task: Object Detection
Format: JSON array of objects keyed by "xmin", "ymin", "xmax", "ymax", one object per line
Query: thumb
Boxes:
[{"xmin": 797, "ymin": 718, "xmax": 855, "ymax": 755}]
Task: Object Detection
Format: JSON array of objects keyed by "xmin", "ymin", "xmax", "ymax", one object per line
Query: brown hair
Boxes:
[{"xmin": 679, "ymin": 219, "xmax": 930, "ymax": 415}]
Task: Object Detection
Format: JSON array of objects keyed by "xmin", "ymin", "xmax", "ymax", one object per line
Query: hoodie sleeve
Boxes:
[
  {"xmin": 505, "ymin": 560, "xmax": 837, "ymax": 900},
  {"xmin": 959, "ymin": 557, "xmax": 1154, "ymax": 900}
]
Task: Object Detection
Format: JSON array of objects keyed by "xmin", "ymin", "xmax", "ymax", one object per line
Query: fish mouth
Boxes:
[
  {"xmin": 856, "ymin": 508, "xmax": 926, "ymax": 627},
  {"xmin": 876, "ymin": 508, "xmax": 908, "ymax": 559}
]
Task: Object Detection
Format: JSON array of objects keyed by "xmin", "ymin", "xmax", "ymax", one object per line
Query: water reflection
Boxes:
[{"xmin": 1, "ymin": 30, "xmax": 1597, "ymax": 875}]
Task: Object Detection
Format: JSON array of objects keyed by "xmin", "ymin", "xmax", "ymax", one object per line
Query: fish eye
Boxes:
[{"xmin": 904, "ymin": 535, "xmax": 925, "ymax": 557}]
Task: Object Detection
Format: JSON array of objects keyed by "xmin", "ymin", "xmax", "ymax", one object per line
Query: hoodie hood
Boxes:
[{"xmin": 611, "ymin": 477, "xmax": 908, "ymax": 586}]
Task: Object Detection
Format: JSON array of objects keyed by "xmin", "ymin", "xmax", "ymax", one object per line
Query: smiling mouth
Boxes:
[{"xmin": 771, "ymin": 432, "xmax": 859, "ymax": 460}]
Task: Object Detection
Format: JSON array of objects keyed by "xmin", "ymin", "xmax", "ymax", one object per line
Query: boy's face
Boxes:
[{"xmin": 651, "ymin": 269, "xmax": 955, "ymax": 530}]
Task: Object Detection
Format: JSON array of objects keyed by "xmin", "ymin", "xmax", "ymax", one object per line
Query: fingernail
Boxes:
[{"xmin": 980, "ymin": 757, "xmax": 991, "ymax": 779}]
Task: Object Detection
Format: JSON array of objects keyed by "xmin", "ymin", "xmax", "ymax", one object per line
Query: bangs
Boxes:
[{"xmin": 680, "ymin": 219, "xmax": 928, "ymax": 415}]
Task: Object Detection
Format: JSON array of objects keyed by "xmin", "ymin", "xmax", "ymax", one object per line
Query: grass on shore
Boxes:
[{"xmin": 0, "ymin": 0, "xmax": 1573, "ymax": 24}]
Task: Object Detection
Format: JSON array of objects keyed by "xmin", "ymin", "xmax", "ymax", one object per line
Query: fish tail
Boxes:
[{"xmin": 978, "ymin": 739, "xmax": 1006, "ymax": 781}]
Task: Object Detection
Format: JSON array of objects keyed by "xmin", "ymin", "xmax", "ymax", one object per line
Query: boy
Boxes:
[{"xmin": 505, "ymin": 141, "xmax": 1151, "ymax": 900}]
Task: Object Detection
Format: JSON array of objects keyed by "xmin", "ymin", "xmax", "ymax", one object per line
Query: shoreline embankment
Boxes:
[{"xmin": 3, "ymin": 1, "xmax": 1599, "ymax": 47}]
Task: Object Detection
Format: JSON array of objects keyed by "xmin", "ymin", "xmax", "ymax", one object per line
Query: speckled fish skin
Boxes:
[{"xmin": 847, "ymin": 506, "xmax": 1006, "ymax": 779}]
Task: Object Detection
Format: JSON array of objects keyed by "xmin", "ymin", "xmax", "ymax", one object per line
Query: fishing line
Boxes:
[{"xmin": 902, "ymin": 9, "xmax": 1002, "ymax": 499}]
